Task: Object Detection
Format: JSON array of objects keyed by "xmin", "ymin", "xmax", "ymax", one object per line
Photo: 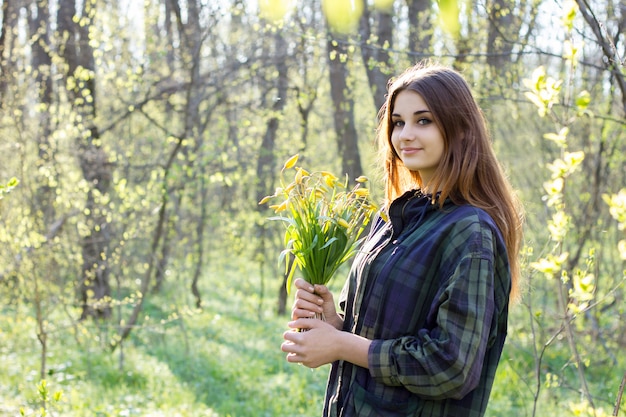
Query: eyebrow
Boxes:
[{"xmin": 391, "ymin": 110, "xmax": 431, "ymax": 117}]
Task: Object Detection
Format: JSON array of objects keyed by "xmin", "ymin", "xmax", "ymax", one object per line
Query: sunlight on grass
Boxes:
[{"xmin": 2, "ymin": 258, "xmax": 624, "ymax": 416}]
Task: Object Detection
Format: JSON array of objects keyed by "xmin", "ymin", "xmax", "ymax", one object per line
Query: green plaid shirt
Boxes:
[{"xmin": 323, "ymin": 191, "xmax": 511, "ymax": 417}]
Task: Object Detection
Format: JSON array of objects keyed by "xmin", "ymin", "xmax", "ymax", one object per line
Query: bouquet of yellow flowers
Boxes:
[{"xmin": 259, "ymin": 155, "xmax": 377, "ymax": 294}]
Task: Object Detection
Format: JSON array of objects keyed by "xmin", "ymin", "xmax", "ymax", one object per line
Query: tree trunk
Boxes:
[
  {"xmin": 486, "ymin": 0, "xmax": 515, "ymax": 72},
  {"xmin": 29, "ymin": 0, "xmax": 56, "ymax": 225},
  {"xmin": 254, "ymin": 32, "xmax": 288, "ymax": 204},
  {"xmin": 152, "ymin": 211, "xmax": 172, "ymax": 294},
  {"xmin": 406, "ymin": 0, "xmax": 433, "ymax": 59},
  {"xmin": 57, "ymin": 0, "xmax": 112, "ymax": 320},
  {"xmin": 249, "ymin": 31, "xmax": 289, "ymax": 313},
  {"xmin": 326, "ymin": 34, "xmax": 363, "ymax": 182},
  {"xmin": 359, "ymin": 4, "xmax": 394, "ymax": 111},
  {"xmin": 452, "ymin": 5, "xmax": 473, "ymax": 71},
  {"xmin": 277, "ymin": 255, "xmax": 292, "ymax": 316},
  {"xmin": 191, "ymin": 175, "xmax": 208, "ymax": 309},
  {"xmin": 0, "ymin": 0, "xmax": 19, "ymax": 102}
]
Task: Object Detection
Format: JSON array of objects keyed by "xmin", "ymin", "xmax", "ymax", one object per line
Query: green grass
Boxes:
[
  {"xmin": 0, "ymin": 259, "xmax": 329, "ymax": 416},
  {"xmin": 1, "ymin": 259, "xmax": 624, "ymax": 416}
]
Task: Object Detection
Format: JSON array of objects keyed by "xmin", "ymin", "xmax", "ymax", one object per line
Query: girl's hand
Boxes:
[
  {"xmin": 291, "ymin": 278, "xmax": 343, "ymax": 330},
  {"xmin": 282, "ymin": 317, "xmax": 372, "ymax": 370},
  {"xmin": 282, "ymin": 318, "xmax": 341, "ymax": 368}
]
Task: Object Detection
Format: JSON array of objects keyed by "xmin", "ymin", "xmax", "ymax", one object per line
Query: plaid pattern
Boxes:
[{"xmin": 323, "ymin": 191, "xmax": 511, "ymax": 417}]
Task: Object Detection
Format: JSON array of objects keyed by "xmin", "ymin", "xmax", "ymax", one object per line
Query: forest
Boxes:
[{"xmin": 0, "ymin": 0, "xmax": 625, "ymax": 415}]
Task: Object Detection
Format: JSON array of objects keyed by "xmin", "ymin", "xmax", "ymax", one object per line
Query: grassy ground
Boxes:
[
  {"xmin": 0, "ymin": 258, "xmax": 330, "ymax": 416},
  {"xmin": 1, "ymin": 259, "xmax": 624, "ymax": 416}
]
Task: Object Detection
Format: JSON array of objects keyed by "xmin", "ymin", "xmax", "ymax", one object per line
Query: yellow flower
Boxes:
[
  {"xmin": 283, "ymin": 154, "xmax": 299, "ymax": 170},
  {"xmin": 284, "ymin": 182, "xmax": 296, "ymax": 194},
  {"xmin": 270, "ymin": 200, "xmax": 289, "ymax": 213},
  {"xmin": 313, "ymin": 189, "xmax": 325, "ymax": 200},
  {"xmin": 321, "ymin": 171, "xmax": 338, "ymax": 187},
  {"xmin": 337, "ymin": 218, "xmax": 350, "ymax": 228},
  {"xmin": 355, "ymin": 176, "xmax": 368, "ymax": 183},
  {"xmin": 267, "ymin": 161, "xmax": 378, "ymax": 294},
  {"xmin": 258, "ymin": 195, "xmax": 272, "ymax": 205},
  {"xmin": 294, "ymin": 168, "xmax": 306, "ymax": 184}
]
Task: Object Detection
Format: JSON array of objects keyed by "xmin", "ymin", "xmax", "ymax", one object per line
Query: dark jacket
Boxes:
[{"xmin": 324, "ymin": 190, "xmax": 511, "ymax": 417}]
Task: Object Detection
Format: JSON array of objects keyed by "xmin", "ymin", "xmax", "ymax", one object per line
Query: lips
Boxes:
[{"xmin": 401, "ymin": 147, "xmax": 421, "ymax": 154}]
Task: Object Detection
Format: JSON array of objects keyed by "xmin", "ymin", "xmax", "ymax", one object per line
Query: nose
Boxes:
[{"xmin": 399, "ymin": 123, "xmax": 415, "ymax": 141}]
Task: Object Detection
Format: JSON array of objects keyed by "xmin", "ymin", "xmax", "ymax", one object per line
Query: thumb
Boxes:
[{"xmin": 313, "ymin": 284, "xmax": 332, "ymax": 299}]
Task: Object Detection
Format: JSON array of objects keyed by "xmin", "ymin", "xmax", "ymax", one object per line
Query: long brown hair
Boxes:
[{"xmin": 377, "ymin": 61, "xmax": 525, "ymax": 302}]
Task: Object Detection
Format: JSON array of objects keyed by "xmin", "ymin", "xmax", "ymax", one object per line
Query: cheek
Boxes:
[{"xmin": 390, "ymin": 132, "xmax": 400, "ymax": 151}]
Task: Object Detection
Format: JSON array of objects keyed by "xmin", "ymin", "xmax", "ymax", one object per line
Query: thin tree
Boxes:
[
  {"xmin": 359, "ymin": 4, "xmax": 395, "ymax": 110},
  {"xmin": 326, "ymin": 32, "xmax": 363, "ymax": 182}
]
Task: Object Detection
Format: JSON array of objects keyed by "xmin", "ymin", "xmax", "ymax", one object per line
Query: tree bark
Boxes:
[
  {"xmin": 249, "ymin": 31, "xmax": 289, "ymax": 314},
  {"xmin": 255, "ymin": 31, "xmax": 289, "ymax": 205},
  {"xmin": 326, "ymin": 34, "xmax": 363, "ymax": 182},
  {"xmin": 0, "ymin": 0, "xmax": 19, "ymax": 102},
  {"xmin": 406, "ymin": 0, "xmax": 433, "ymax": 59},
  {"xmin": 486, "ymin": 0, "xmax": 515, "ymax": 71},
  {"xmin": 152, "ymin": 210, "xmax": 172, "ymax": 294},
  {"xmin": 359, "ymin": 4, "xmax": 394, "ymax": 111},
  {"xmin": 575, "ymin": 0, "xmax": 626, "ymax": 115},
  {"xmin": 29, "ymin": 0, "xmax": 56, "ymax": 225},
  {"xmin": 191, "ymin": 175, "xmax": 207, "ymax": 309},
  {"xmin": 57, "ymin": 0, "xmax": 112, "ymax": 320}
]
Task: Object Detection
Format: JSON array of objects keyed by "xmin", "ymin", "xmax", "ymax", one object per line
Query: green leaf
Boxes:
[
  {"xmin": 543, "ymin": 127, "xmax": 569, "ymax": 147},
  {"xmin": 319, "ymin": 236, "xmax": 339, "ymax": 250},
  {"xmin": 437, "ymin": 0, "xmax": 460, "ymax": 38},
  {"xmin": 561, "ymin": 1, "xmax": 578, "ymax": 32},
  {"xmin": 575, "ymin": 90, "xmax": 591, "ymax": 111},
  {"xmin": 285, "ymin": 256, "xmax": 298, "ymax": 295}
]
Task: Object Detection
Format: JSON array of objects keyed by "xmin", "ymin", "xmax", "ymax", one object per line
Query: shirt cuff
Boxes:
[{"xmin": 368, "ymin": 339, "xmax": 401, "ymax": 386}]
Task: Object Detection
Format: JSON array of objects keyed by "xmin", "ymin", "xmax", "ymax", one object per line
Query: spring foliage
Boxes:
[{"xmin": 260, "ymin": 155, "xmax": 377, "ymax": 293}]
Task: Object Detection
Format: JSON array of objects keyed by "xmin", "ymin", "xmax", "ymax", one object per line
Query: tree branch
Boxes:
[{"xmin": 575, "ymin": 0, "xmax": 626, "ymax": 115}]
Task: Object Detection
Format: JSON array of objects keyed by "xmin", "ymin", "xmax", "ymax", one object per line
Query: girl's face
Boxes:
[{"xmin": 390, "ymin": 90, "xmax": 445, "ymax": 187}]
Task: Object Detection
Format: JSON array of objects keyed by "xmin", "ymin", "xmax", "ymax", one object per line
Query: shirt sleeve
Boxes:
[{"xmin": 367, "ymin": 223, "xmax": 498, "ymax": 400}]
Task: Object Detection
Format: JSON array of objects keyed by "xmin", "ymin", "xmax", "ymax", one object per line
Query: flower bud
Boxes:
[{"xmin": 283, "ymin": 154, "xmax": 299, "ymax": 170}]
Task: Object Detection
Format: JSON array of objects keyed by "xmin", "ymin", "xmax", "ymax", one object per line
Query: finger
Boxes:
[
  {"xmin": 281, "ymin": 339, "xmax": 298, "ymax": 353},
  {"xmin": 293, "ymin": 297, "xmax": 324, "ymax": 311},
  {"xmin": 294, "ymin": 278, "xmax": 315, "ymax": 293},
  {"xmin": 313, "ymin": 284, "xmax": 329, "ymax": 294},
  {"xmin": 288, "ymin": 319, "xmax": 316, "ymax": 331},
  {"xmin": 295, "ymin": 289, "xmax": 324, "ymax": 304},
  {"xmin": 283, "ymin": 329, "xmax": 301, "ymax": 342},
  {"xmin": 313, "ymin": 284, "xmax": 334, "ymax": 301},
  {"xmin": 292, "ymin": 308, "xmax": 317, "ymax": 321},
  {"xmin": 291, "ymin": 298, "xmax": 323, "ymax": 321}
]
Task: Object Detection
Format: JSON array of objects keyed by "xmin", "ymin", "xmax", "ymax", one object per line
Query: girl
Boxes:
[{"xmin": 282, "ymin": 62, "xmax": 524, "ymax": 417}]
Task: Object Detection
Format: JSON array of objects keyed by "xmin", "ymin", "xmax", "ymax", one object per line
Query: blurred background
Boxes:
[{"xmin": 0, "ymin": 0, "xmax": 624, "ymax": 415}]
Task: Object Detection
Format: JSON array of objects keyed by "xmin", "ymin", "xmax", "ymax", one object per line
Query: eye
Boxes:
[
  {"xmin": 417, "ymin": 117, "xmax": 432, "ymax": 125},
  {"xmin": 392, "ymin": 120, "xmax": 404, "ymax": 128}
]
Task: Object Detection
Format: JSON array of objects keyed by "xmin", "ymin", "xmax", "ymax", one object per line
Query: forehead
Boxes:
[{"xmin": 392, "ymin": 89, "xmax": 429, "ymax": 113}]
